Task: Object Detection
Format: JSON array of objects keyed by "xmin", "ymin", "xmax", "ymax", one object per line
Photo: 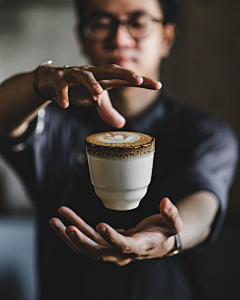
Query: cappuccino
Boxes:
[{"xmin": 86, "ymin": 131, "xmax": 155, "ymax": 210}]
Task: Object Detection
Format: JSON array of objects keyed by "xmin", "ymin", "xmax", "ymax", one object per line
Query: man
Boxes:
[{"xmin": 0, "ymin": 0, "xmax": 238, "ymax": 299}]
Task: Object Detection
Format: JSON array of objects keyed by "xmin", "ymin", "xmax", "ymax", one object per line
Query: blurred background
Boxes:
[{"xmin": 0, "ymin": 0, "xmax": 239, "ymax": 299}]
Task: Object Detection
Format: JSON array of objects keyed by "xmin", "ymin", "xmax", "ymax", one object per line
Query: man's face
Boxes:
[{"xmin": 79, "ymin": 0, "xmax": 174, "ymax": 79}]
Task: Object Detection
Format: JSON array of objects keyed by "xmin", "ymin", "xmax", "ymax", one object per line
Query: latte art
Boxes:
[{"xmin": 97, "ymin": 132, "xmax": 141, "ymax": 144}]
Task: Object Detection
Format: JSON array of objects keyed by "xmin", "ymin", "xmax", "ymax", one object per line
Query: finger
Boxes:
[
  {"xmin": 96, "ymin": 223, "xmax": 129, "ymax": 251},
  {"xmin": 99, "ymin": 79, "xmax": 134, "ymax": 90},
  {"xmin": 90, "ymin": 64, "xmax": 144, "ymax": 85},
  {"xmin": 53, "ymin": 79, "xmax": 69, "ymax": 108},
  {"xmin": 139, "ymin": 77, "xmax": 162, "ymax": 90},
  {"xmin": 99, "ymin": 78, "xmax": 161, "ymax": 91},
  {"xmin": 66, "ymin": 225, "xmax": 144, "ymax": 264},
  {"xmin": 65, "ymin": 227, "xmax": 123, "ymax": 262},
  {"xmin": 160, "ymin": 198, "xmax": 183, "ymax": 234},
  {"xmin": 97, "ymin": 223, "xmax": 156, "ymax": 255},
  {"xmin": 100, "ymin": 221, "xmax": 172, "ymax": 256},
  {"xmin": 64, "ymin": 65, "xmax": 143, "ymax": 97},
  {"xmin": 66, "ymin": 226, "xmax": 99, "ymax": 247},
  {"xmin": 114, "ymin": 258, "xmax": 133, "ymax": 266},
  {"xmin": 65, "ymin": 68, "xmax": 104, "ymax": 96},
  {"xmin": 95, "ymin": 92, "xmax": 126, "ymax": 128},
  {"xmin": 58, "ymin": 206, "xmax": 101, "ymax": 243},
  {"xmin": 49, "ymin": 217, "xmax": 81, "ymax": 253},
  {"xmin": 116, "ymin": 229, "xmax": 127, "ymax": 234}
]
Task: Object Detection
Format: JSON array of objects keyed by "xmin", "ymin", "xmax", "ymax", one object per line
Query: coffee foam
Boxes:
[
  {"xmin": 96, "ymin": 132, "xmax": 141, "ymax": 144},
  {"xmin": 86, "ymin": 131, "xmax": 155, "ymax": 159}
]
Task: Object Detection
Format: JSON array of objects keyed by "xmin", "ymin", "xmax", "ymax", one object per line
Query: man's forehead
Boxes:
[{"xmin": 84, "ymin": 0, "xmax": 163, "ymax": 18}]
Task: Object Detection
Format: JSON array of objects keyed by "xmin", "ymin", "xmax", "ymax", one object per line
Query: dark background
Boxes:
[{"xmin": 0, "ymin": 0, "xmax": 239, "ymax": 299}]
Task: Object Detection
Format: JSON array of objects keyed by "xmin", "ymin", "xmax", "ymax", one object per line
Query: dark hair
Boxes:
[{"xmin": 73, "ymin": 0, "xmax": 177, "ymax": 25}]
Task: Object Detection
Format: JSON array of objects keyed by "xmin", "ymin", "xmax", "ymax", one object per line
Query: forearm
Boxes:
[
  {"xmin": 0, "ymin": 72, "xmax": 50, "ymax": 137},
  {"xmin": 176, "ymin": 191, "xmax": 219, "ymax": 250}
]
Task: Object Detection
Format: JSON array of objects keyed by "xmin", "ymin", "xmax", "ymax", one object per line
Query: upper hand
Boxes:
[
  {"xmin": 38, "ymin": 64, "xmax": 162, "ymax": 128},
  {"xmin": 49, "ymin": 198, "xmax": 183, "ymax": 266}
]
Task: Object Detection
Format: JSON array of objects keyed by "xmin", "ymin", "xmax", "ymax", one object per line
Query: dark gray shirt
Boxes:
[{"xmin": 0, "ymin": 93, "xmax": 238, "ymax": 300}]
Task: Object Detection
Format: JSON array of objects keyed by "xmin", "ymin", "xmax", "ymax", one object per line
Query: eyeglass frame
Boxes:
[{"xmin": 82, "ymin": 11, "xmax": 164, "ymax": 41}]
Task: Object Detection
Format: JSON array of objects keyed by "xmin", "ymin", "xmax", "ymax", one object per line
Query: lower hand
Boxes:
[
  {"xmin": 38, "ymin": 64, "xmax": 162, "ymax": 128},
  {"xmin": 49, "ymin": 197, "xmax": 183, "ymax": 266}
]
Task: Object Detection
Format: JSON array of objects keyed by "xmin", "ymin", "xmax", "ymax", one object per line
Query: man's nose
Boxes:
[{"xmin": 111, "ymin": 24, "xmax": 136, "ymax": 47}]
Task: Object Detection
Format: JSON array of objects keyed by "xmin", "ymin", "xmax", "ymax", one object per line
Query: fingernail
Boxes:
[
  {"xmin": 153, "ymin": 80, "xmax": 162, "ymax": 89},
  {"xmin": 99, "ymin": 226, "xmax": 106, "ymax": 233},
  {"xmin": 62, "ymin": 100, "xmax": 69, "ymax": 108},
  {"xmin": 93, "ymin": 95, "xmax": 100, "ymax": 103},
  {"xmin": 56, "ymin": 220, "xmax": 66, "ymax": 229},
  {"xmin": 134, "ymin": 74, "xmax": 142, "ymax": 79},
  {"xmin": 116, "ymin": 115, "xmax": 126, "ymax": 128},
  {"xmin": 93, "ymin": 84, "xmax": 103, "ymax": 92},
  {"xmin": 67, "ymin": 231, "xmax": 75, "ymax": 239},
  {"xmin": 165, "ymin": 198, "xmax": 172, "ymax": 211},
  {"xmin": 50, "ymin": 223, "xmax": 56, "ymax": 229}
]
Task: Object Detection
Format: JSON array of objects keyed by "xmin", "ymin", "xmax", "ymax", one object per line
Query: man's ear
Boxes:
[{"xmin": 163, "ymin": 22, "xmax": 177, "ymax": 57}]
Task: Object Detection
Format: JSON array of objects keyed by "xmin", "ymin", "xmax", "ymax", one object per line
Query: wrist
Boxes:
[
  {"xmin": 162, "ymin": 233, "xmax": 182, "ymax": 258},
  {"xmin": 32, "ymin": 60, "xmax": 56, "ymax": 101},
  {"xmin": 150, "ymin": 234, "xmax": 182, "ymax": 264},
  {"xmin": 164, "ymin": 235, "xmax": 175, "ymax": 255}
]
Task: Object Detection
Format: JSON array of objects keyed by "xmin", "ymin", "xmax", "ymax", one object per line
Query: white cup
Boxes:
[{"xmin": 86, "ymin": 131, "xmax": 155, "ymax": 211}]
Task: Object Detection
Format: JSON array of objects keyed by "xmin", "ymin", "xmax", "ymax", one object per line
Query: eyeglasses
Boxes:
[{"xmin": 82, "ymin": 12, "xmax": 163, "ymax": 41}]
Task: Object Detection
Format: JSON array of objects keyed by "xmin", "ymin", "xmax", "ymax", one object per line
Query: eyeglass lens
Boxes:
[{"xmin": 85, "ymin": 14, "xmax": 156, "ymax": 40}]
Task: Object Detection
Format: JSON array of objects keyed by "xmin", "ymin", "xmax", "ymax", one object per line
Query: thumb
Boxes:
[
  {"xmin": 95, "ymin": 91, "xmax": 126, "ymax": 128},
  {"xmin": 54, "ymin": 80, "xmax": 69, "ymax": 109},
  {"xmin": 159, "ymin": 197, "xmax": 183, "ymax": 235}
]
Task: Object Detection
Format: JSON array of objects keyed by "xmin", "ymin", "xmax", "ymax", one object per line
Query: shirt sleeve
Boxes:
[
  {"xmin": 161, "ymin": 116, "xmax": 239, "ymax": 243},
  {"xmin": 0, "ymin": 117, "xmax": 38, "ymax": 152}
]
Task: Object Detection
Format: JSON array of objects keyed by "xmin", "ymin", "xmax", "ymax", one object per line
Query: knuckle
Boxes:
[
  {"xmin": 40, "ymin": 64, "xmax": 52, "ymax": 74},
  {"xmin": 80, "ymin": 64, "xmax": 92, "ymax": 70},
  {"xmin": 108, "ymin": 235, "xmax": 116, "ymax": 245},
  {"xmin": 80, "ymin": 70, "xmax": 91, "ymax": 77},
  {"xmin": 55, "ymin": 69, "xmax": 64, "ymax": 79},
  {"xmin": 171, "ymin": 206, "xmax": 179, "ymax": 222},
  {"xmin": 109, "ymin": 64, "xmax": 120, "ymax": 69},
  {"xmin": 54, "ymin": 72, "xmax": 66, "ymax": 88},
  {"xmin": 90, "ymin": 254, "xmax": 102, "ymax": 262},
  {"xmin": 120, "ymin": 243, "xmax": 131, "ymax": 254},
  {"xmin": 73, "ymin": 248, "xmax": 81, "ymax": 253}
]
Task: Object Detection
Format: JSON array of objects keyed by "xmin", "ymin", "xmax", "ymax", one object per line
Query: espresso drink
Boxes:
[{"xmin": 86, "ymin": 131, "xmax": 155, "ymax": 210}]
